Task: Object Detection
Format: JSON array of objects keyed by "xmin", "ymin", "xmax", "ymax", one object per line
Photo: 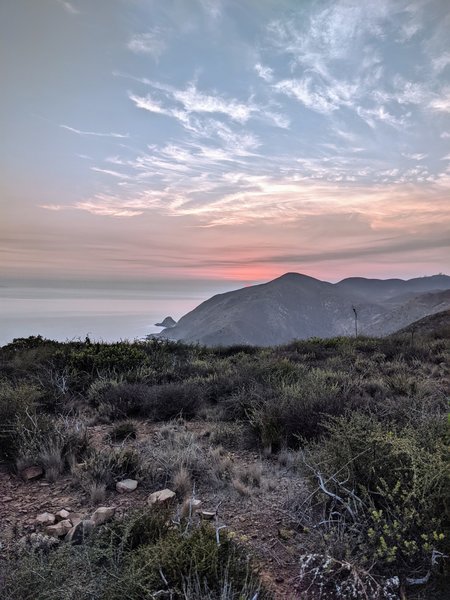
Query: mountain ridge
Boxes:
[{"xmin": 158, "ymin": 273, "xmax": 450, "ymax": 346}]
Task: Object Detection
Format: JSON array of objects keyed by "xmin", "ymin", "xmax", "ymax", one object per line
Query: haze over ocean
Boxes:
[{"xmin": 0, "ymin": 280, "xmax": 240, "ymax": 345}]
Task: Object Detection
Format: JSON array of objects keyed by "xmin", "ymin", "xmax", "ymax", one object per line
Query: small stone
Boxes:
[
  {"xmin": 116, "ymin": 479, "xmax": 138, "ymax": 493},
  {"xmin": 55, "ymin": 509, "xmax": 70, "ymax": 521},
  {"xmin": 35, "ymin": 512, "xmax": 56, "ymax": 526},
  {"xmin": 147, "ymin": 489, "xmax": 176, "ymax": 506},
  {"xmin": 21, "ymin": 466, "xmax": 44, "ymax": 481},
  {"xmin": 46, "ymin": 520, "xmax": 72, "ymax": 537},
  {"xmin": 199, "ymin": 510, "xmax": 216, "ymax": 520},
  {"xmin": 91, "ymin": 506, "xmax": 116, "ymax": 526},
  {"xmin": 3, "ymin": 496, "xmax": 13, "ymax": 502},
  {"xmin": 65, "ymin": 519, "xmax": 95, "ymax": 544}
]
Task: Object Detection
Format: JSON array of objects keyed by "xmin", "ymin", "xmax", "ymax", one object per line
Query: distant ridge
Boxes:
[{"xmin": 158, "ymin": 273, "xmax": 450, "ymax": 346}]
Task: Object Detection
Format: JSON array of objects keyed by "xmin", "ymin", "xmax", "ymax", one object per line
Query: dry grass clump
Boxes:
[
  {"xmin": 89, "ymin": 481, "xmax": 107, "ymax": 505},
  {"xmin": 172, "ymin": 466, "xmax": 192, "ymax": 497},
  {"xmin": 108, "ymin": 420, "xmax": 137, "ymax": 442},
  {"xmin": 208, "ymin": 420, "xmax": 256, "ymax": 449},
  {"xmin": 73, "ymin": 446, "xmax": 141, "ymax": 493},
  {"xmin": 139, "ymin": 424, "xmax": 231, "ymax": 491},
  {"xmin": 13, "ymin": 414, "xmax": 89, "ymax": 482},
  {"xmin": 231, "ymin": 462, "xmax": 264, "ymax": 496}
]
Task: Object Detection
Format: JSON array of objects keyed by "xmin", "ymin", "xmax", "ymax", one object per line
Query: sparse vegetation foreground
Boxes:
[{"xmin": 0, "ymin": 333, "xmax": 448, "ymax": 599}]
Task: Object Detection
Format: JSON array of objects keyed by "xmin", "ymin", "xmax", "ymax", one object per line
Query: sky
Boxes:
[{"xmin": 1, "ymin": 0, "xmax": 450, "ymax": 290}]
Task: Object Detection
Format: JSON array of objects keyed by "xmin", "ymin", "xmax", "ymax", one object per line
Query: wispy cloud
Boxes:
[
  {"xmin": 356, "ymin": 106, "xmax": 409, "ymax": 129},
  {"xmin": 429, "ymin": 89, "xmax": 450, "ymax": 112},
  {"xmin": 128, "ymin": 79, "xmax": 289, "ymax": 134},
  {"xmin": 127, "ymin": 29, "xmax": 167, "ymax": 59},
  {"xmin": 172, "ymin": 84, "xmax": 253, "ymax": 122},
  {"xmin": 254, "ymin": 63, "xmax": 273, "ymax": 82},
  {"xmin": 402, "ymin": 153, "xmax": 428, "ymax": 161},
  {"xmin": 91, "ymin": 167, "xmax": 131, "ymax": 180},
  {"xmin": 60, "ymin": 125, "xmax": 129, "ymax": 138},
  {"xmin": 56, "ymin": 0, "xmax": 78, "ymax": 15},
  {"xmin": 432, "ymin": 52, "xmax": 450, "ymax": 73},
  {"xmin": 39, "ymin": 204, "xmax": 64, "ymax": 211},
  {"xmin": 199, "ymin": 0, "xmax": 222, "ymax": 20}
]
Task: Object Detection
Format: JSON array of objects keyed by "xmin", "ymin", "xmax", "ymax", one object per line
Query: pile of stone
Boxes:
[
  {"xmin": 33, "ymin": 506, "xmax": 116, "ymax": 546},
  {"xmin": 27, "ymin": 488, "xmax": 214, "ymax": 550}
]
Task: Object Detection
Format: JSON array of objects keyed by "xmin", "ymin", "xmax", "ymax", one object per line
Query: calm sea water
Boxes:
[{"xmin": 0, "ymin": 285, "xmax": 205, "ymax": 346}]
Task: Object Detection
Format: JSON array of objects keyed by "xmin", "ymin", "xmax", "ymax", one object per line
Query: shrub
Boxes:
[
  {"xmin": 104, "ymin": 520, "xmax": 267, "ymax": 599},
  {"xmin": 109, "ymin": 420, "xmax": 137, "ymax": 442},
  {"xmin": 13, "ymin": 412, "xmax": 89, "ymax": 479},
  {"xmin": 1, "ymin": 509, "xmax": 269, "ymax": 600},
  {"xmin": 243, "ymin": 370, "xmax": 346, "ymax": 450},
  {"xmin": 88, "ymin": 380, "xmax": 203, "ymax": 421},
  {"xmin": 299, "ymin": 413, "xmax": 448, "ymax": 581},
  {"xmin": 298, "ymin": 554, "xmax": 400, "ymax": 599},
  {"xmin": 0, "ymin": 381, "xmax": 44, "ymax": 461},
  {"xmin": 76, "ymin": 447, "xmax": 141, "ymax": 491}
]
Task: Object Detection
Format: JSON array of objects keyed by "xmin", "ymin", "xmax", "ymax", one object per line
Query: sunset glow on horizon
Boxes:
[{"xmin": 2, "ymin": 0, "xmax": 450, "ymax": 290}]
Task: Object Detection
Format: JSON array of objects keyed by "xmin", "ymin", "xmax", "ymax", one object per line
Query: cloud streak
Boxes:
[
  {"xmin": 127, "ymin": 29, "xmax": 167, "ymax": 59},
  {"xmin": 60, "ymin": 125, "xmax": 129, "ymax": 138}
]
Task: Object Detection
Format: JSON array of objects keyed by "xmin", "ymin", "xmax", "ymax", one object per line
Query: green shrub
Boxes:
[
  {"xmin": 243, "ymin": 370, "xmax": 346, "ymax": 450},
  {"xmin": 301, "ymin": 413, "xmax": 448, "ymax": 580},
  {"xmin": 88, "ymin": 380, "xmax": 203, "ymax": 421},
  {"xmin": 109, "ymin": 420, "xmax": 137, "ymax": 442},
  {"xmin": 104, "ymin": 520, "xmax": 266, "ymax": 599},
  {"xmin": 1, "ymin": 509, "xmax": 269, "ymax": 600}
]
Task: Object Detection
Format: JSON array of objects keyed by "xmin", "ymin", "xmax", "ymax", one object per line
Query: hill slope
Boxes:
[
  {"xmin": 392, "ymin": 309, "xmax": 450, "ymax": 339},
  {"xmin": 158, "ymin": 273, "xmax": 450, "ymax": 346}
]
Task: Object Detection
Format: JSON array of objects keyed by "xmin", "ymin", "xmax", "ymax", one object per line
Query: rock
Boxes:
[
  {"xmin": 116, "ymin": 479, "xmax": 138, "ymax": 493},
  {"xmin": 68, "ymin": 512, "xmax": 83, "ymax": 528},
  {"xmin": 148, "ymin": 489, "xmax": 176, "ymax": 506},
  {"xmin": 65, "ymin": 519, "xmax": 95, "ymax": 544},
  {"xmin": 91, "ymin": 506, "xmax": 116, "ymax": 526},
  {"xmin": 199, "ymin": 510, "xmax": 216, "ymax": 520},
  {"xmin": 55, "ymin": 509, "xmax": 70, "ymax": 521},
  {"xmin": 154, "ymin": 316, "xmax": 177, "ymax": 328},
  {"xmin": 183, "ymin": 498, "xmax": 202, "ymax": 512},
  {"xmin": 21, "ymin": 466, "xmax": 44, "ymax": 481},
  {"xmin": 35, "ymin": 512, "xmax": 56, "ymax": 526},
  {"xmin": 46, "ymin": 520, "xmax": 72, "ymax": 537}
]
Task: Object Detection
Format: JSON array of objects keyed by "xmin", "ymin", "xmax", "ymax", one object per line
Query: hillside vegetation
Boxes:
[{"xmin": 0, "ymin": 333, "xmax": 448, "ymax": 599}]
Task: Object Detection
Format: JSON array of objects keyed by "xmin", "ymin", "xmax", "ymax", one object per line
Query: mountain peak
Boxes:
[{"xmin": 274, "ymin": 272, "xmax": 319, "ymax": 283}]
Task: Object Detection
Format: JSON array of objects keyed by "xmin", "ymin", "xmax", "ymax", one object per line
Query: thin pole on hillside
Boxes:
[{"xmin": 352, "ymin": 306, "xmax": 358, "ymax": 337}]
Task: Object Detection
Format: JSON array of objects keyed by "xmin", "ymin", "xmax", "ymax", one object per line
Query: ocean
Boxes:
[{"xmin": 0, "ymin": 284, "xmax": 205, "ymax": 346}]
